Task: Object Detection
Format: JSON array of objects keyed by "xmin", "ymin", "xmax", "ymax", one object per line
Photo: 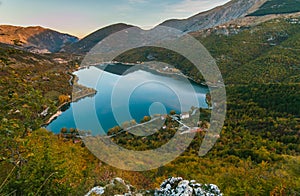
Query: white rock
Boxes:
[{"xmin": 85, "ymin": 186, "xmax": 105, "ymax": 196}]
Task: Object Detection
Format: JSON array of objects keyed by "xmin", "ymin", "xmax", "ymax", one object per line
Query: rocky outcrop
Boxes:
[
  {"xmin": 155, "ymin": 177, "xmax": 223, "ymax": 196},
  {"xmin": 192, "ymin": 12, "xmax": 300, "ymax": 38},
  {"xmin": 86, "ymin": 177, "xmax": 222, "ymax": 196},
  {"xmin": 85, "ymin": 178, "xmax": 142, "ymax": 196},
  {"xmin": 159, "ymin": 0, "xmax": 267, "ymax": 33}
]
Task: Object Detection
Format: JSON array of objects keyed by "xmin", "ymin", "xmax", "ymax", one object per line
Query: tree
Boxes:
[
  {"xmin": 141, "ymin": 116, "xmax": 151, "ymax": 123},
  {"xmin": 0, "ymin": 57, "xmax": 10, "ymax": 71},
  {"xmin": 169, "ymin": 110, "xmax": 176, "ymax": 115},
  {"xmin": 58, "ymin": 95, "xmax": 70, "ymax": 105}
]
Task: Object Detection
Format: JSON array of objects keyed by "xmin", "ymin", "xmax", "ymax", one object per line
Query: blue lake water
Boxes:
[{"xmin": 46, "ymin": 65, "xmax": 209, "ymax": 135}]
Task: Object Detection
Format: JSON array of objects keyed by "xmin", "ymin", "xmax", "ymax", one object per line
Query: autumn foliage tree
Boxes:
[{"xmin": 58, "ymin": 95, "xmax": 70, "ymax": 105}]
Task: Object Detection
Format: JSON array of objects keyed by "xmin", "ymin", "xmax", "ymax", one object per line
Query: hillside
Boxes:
[
  {"xmin": 105, "ymin": 16, "xmax": 300, "ymax": 195},
  {"xmin": 0, "ymin": 25, "xmax": 78, "ymax": 53},
  {"xmin": 115, "ymin": 14, "xmax": 300, "ymax": 86},
  {"xmin": 159, "ymin": 0, "xmax": 266, "ymax": 33},
  {"xmin": 193, "ymin": 16, "xmax": 300, "ymax": 85},
  {"xmin": 62, "ymin": 23, "xmax": 134, "ymax": 54},
  {"xmin": 0, "ymin": 0, "xmax": 299, "ymax": 195},
  {"xmin": 248, "ymin": 0, "xmax": 300, "ymax": 16}
]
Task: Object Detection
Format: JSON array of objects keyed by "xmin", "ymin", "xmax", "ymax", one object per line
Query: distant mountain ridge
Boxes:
[
  {"xmin": 62, "ymin": 0, "xmax": 269, "ymax": 55},
  {"xmin": 2, "ymin": 0, "xmax": 300, "ymax": 54},
  {"xmin": 159, "ymin": 0, "xmax": 300, "ymax": 33},
  {"xmin": 0, "ymin": 25, "xmax": 78, "ymax": 53},
  {"xmin": 159, "ymin": 0, "xmax": 267, "ymax": 33},
  {"xmin": 62, "ymin": 23, "xmax": 134, "ymax": 54}
]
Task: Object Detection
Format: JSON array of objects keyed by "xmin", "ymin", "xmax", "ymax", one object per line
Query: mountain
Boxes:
[
  {"xmin": 0, "ymin": 25, "xmax": 78, "ymax": 53},
  {"xmin": 2, "ymin": 0, "xmax": 299, "ymax": 55},
  {"xmin": 159, "ymin": 0, "xmax": 300, "ymax": 33},
  {"xmin": 248, "ymin": 0, "xmax": 300, "ymax": 16},
  {"xmin": 159, "ymin": 0, "xmax": 267, "ymax": 33},
  {"xmin": 62, "ymin": 23, "xmax": 134, "ymax": 54},
  {"xmin": 193, "ymin": 15, "xmax": 300, "ymax": 86},
  {"xmin": 1, "ymin": 1, "xmax": 299, "ymax": 195}
]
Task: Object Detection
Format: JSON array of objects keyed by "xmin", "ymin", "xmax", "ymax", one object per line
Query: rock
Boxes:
[
  {"xmin": 85, "ymin": 186, "xmax": 105, "ymax": 196},
  {"xmin": 86, "ymin": 177, "xmax": 223, "ymax": 196},
  {"xmin": 159, "ymin": 0, "xmax": 264, "ymax": 33},
  {"xmin": 85, "ymin": 177, "xmax": 137, "ymax": 196},
  {"xmin": 155, "ymin": 177, "xmax": 223, "ymax": 196}
]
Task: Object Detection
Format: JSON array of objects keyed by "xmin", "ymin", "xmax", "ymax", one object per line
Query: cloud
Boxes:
[{"xmin": 167, "ymin": 0, "xmax": 230, "ymax": 16}]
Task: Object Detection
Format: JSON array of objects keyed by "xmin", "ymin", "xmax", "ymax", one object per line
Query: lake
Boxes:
[{"xmin": 46, "ymin": 64, "xmax": 209, "ymax": 135}]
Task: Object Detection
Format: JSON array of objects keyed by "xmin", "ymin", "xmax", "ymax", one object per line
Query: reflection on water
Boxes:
[{"xmin": 46, "ymin": 65, "xmax": 209, "ymax": 134}]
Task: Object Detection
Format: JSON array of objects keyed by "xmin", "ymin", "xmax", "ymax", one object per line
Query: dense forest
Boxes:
[
  {"xmin": 248, "ymin": 0, "xmax": 300, "ymax": 16},
  {"xmin": 0, "ymin": 17, "xmax": 299, "ymax": 195}
]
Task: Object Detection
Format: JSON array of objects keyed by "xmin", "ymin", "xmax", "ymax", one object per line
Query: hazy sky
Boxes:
[{"xmin": 0, "ymin": 0, "xmax": 230, "ymax": 38}]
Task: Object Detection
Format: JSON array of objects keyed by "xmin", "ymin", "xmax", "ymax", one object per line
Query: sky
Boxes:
[{"xmin": 0, "ymin": 0, "xmax": 230, "ymax": 38}]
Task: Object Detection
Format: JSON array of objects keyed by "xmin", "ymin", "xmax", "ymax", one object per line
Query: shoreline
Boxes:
[
  {"xmin": 72, "ymin": 90, "xmax": 97, "ymax": 103},
  {"xmin": 44, "ymin": 62, "xmax": 211, "ymax": 128},
  {"xmin": 94, "ymin": 62, "xmax": 210, "ymax": 87},
  {"xmin": 43, "ymin": 73, "xmax": 97, "ymax": 127},
  {"xmin": 42, "ymin": 102, "xmax": 70, "ymax": 127},
  {"xmin": 45, "ymin": 110, "xmax": 63, "ymax": 125}
]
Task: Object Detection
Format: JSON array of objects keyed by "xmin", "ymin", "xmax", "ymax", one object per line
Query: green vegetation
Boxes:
[
  {"xmin": 106, "ymin": 85, "xmax": 299, "ymax": 195},
  {"xmin": 115, "ymin": 18, "xmax": 300, "ymax": 86},
  {"xmin": 0, "ymin": 16, "xmax": 299, "ymax": 195},
  {"xmin": 196, "ymin": 17, "xmax": 300, "ymax": 85},
  {"xmin": 248, "ymin": 0, "xmax": 300, "ymax": 16},
  {"xmin": 115, "ymin": 46, "xmax": 206, "ymax": 84}
]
